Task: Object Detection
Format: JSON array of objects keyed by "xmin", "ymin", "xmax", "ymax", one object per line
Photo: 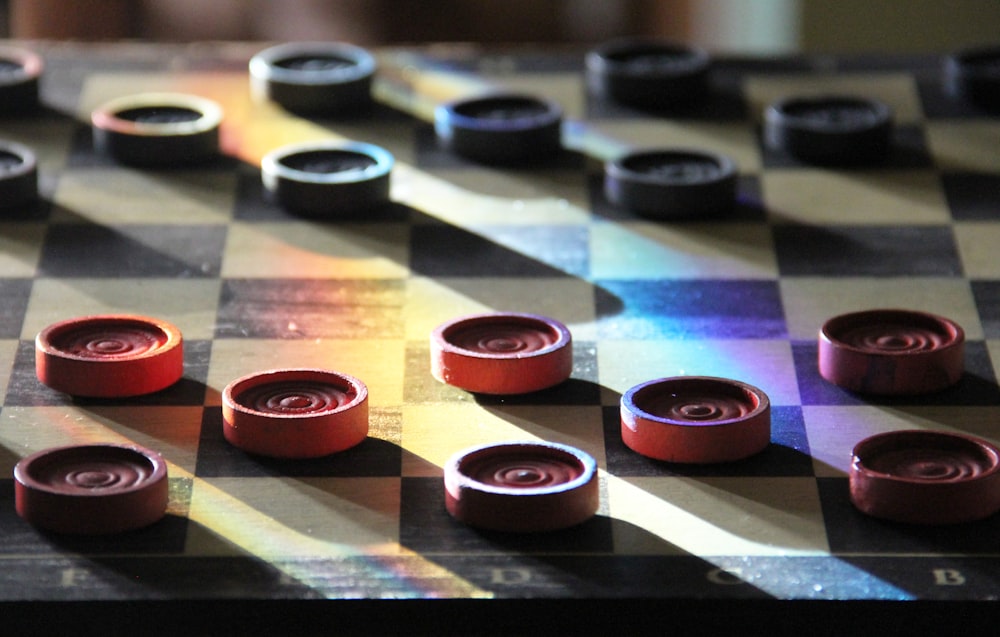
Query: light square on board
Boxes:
[
  {"xmin": 215, "ymin": 278, "xmax": 405, "ymax": 340},
  {"xmin": 589, "ymin": 221, "xmax": 777, "ymax": 280},
  {"xmin": 186, "ymin": 477, "xmax": 402, "ymax": 558},
  {"xmin": 607, "ymin": 476, "xmax": 829, "ymax": 556},
  {"xmin": 488, "ymin": 72, "xmax": 586, "ymax": 120},
  {"xmin": 21, "ymin": 277, "xmax": 222, "ymax": 341},
  {"xmin": 221, "ymin": 221, "xmax": 410, "ymax": 279},
  {"xmin": 0, "ymin": 224, "xmax": 46, "ymax": 278},
  {"xmin": 399, "ymin": 163, "xmax": 592, "ymax": 227},
  {"xmin": 0, "ymin": 404, "xmax": 204, "ymax": 475},
  {"xmin": 52, "ymin": 168, "xmax": 237, "ymax": 226},
  {"xmin": 954, "ymin": 222, "xmax": 1000, "ymax": 279},
  {"xmin": 925, "ymin": 120, "xmax": 1000, "ymax": 172},
  {"xmin": 762, "ymin": 169, "xmax": 950, "ymax": 226}
]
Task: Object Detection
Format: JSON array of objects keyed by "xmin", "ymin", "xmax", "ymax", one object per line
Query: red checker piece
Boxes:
[
  {"xmin": 850, "ymin": 430, "xmax": 1000, "ymax": 525},
  {"xmin": 430, "ymin": 312, "xmax": 573, "ymax": 395},
  {"xmin": 620, "ymin": 376, "xmax": 771, "ymax": 463},
  {"xmin": 444, "ymin": 441, "xmax": 599, "ymax": 533},
  {"xmin": 35, "ymin": 314, "xmax": 184, "ymax": 397},
  {"xmin": 819, "ymin": 309, "xmax": 965, "ymax": 395},
  {"xmin": 222, "ymin": 368, "xmax": 369, "ymax": 459},
  {"xmin": 14, "ymin": 443, "xmax": 169, "ymax": 534}
]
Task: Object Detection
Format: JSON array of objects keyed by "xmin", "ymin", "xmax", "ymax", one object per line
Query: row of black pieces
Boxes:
[
  {"xmin": 3, "ymin": 38, "xmax": 999, "ymax": 117},
  {"xmin": 245, "ymin": 39, "xmax": 1000, "ymax": 117}
]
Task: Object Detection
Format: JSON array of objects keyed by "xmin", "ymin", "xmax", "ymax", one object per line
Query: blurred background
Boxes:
[{"xmin": 2, "ymin": 0, "xmax": 999, "ymax": 54}]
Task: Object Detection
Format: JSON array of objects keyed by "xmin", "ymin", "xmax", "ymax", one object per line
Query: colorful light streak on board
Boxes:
[
  {"xmin": 0, "ymin": 404, "xmax": 489, "ymax": 599},
  {"xmin": 54, "ymin": 63, "xmax": 918, "ymax": 600}
]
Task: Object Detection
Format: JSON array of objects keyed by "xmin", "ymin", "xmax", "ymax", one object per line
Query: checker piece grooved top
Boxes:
[
  {"xmin": 14, "ymin": 443, "xmax": 169, "ymax": 534},
  {"xmin": 850, "ymin": 430, "xmax": 1000, "ymax": 525},
  {"xmin": 0, "ymin": 44, "xmax": 43, "ymax": 113},
  {"xmin": 944, "ymin": 45, "xmax": 1000, "ymax": 111},
  {"xmin": 261, "ymin": 140, "xmax": 393, "ymax": 217},
  {"xmin": 444, "ymin": 441, "xmax": 599, "ymax": 533},
  {"xmin": 434, "ymin": 93, "xmax": 563, "ymax": 164},
  {"xmin": 35, "ymin": 314, "xmax": 184, "ymax": 397},
  {"xmin": 764, "ymin": 95, "xmax": 893, "ymax": 165},
  {"xmin": 621, "ymin": 376, "xmax": 771, "ymax": 463},
  {"xmin": 0, "ymin": 139, "xmax": 38, "ymax": 209},
  {"xmin": 249, "ymin": 41, "xmax": 376, "ymax": 114},
  {"xmin": 604, "ymin": 148, "xmax": 737, "ymax": 218},
  {"xmin": 222, "ymin": 368, "xmax": 369, "ymax": 459},
  {"xmin": 91, "ymin": 92, "xmax": 222, "ymax": 166},
  {"xmin": 818, "ymin": 309, "xmax": 965, "ymax": 395},
  {"xmin": 430, "ymin": 312, "xmax": 573, "ymax": 395},
  {"xmin": 585, "ymin": 38, "xmax": 711, "ymax": 110}
]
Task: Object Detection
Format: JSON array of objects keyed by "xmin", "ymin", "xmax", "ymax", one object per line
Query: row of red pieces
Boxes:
[{"xmin": 17, "ymin": 309, "xmax": 1000, "ymax": 535}]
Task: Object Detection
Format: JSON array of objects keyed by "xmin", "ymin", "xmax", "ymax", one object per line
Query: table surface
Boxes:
[{"xmin": 2, "ymin": 40, "xmax": 1000, "ymax": 635}]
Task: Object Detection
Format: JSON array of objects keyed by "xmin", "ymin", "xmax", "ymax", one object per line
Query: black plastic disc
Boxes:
[
  {"xmin": 249, "ymin": 41, "xmax": 376, "ymax": 115},
  {"xmin": 434, "ymin": 93, "xmax": 563, "ymax": 164},
  {"xmin": 261, "ymin": 140, "xmax": 393, "ymax": 217},
  {"xmin": 585, "ymin": 38, "xmax": 711, "ymax": 110},
  {"xmin": 763, "ymin": 95, "xmax": 893, "ymax": 165},
  {"xmin": 944, "ymin": 45, "xmax": 1000, "ymax": 111},
  {"xmin": 0, "ymin": 140, "xmax": 37, "ymax": 208},
  {"xmin": 91, "ymin": 92, "xmax": 223, "ymax": 166},
  {"xmin": 0, "ymin": 45, "xmax": 43, "ymax": 114},
  {"xmin": 604, "ymin": 148, "xmax": 737, "ymax": 219}
]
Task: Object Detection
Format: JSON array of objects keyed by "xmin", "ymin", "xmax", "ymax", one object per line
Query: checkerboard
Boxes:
[{"xmin": 2, "ymin": 43, "xmax": 999, "ymax": 634}]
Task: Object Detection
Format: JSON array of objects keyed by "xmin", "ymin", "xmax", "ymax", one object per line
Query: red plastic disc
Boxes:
[
  {"xmin": 850, "ymin": 430, "xmax": 1000, "ymax": 525},
  {"xmin": 14, "ymin": 443, "xmax": 169, "ymax": 534},
  {"xmin": 444, "ymin": 441, "xmax": 599, "ymax": 533},
  {"xmin": 35, "ymin": 314, "xmax": 184, "ymax": 397},
  {"xmin": 620, "ymin": 376, "xmax": 771, "ymax": 463},
  {"xmin": 222, "ymin": 368, "xmax": 369, "ymax": 458},
  {"xmin": 430, "ymin": 312, "xmax": 573, "ymax": 394},
  {"xmin": 818, "ymin": 309, "xmax": 965, "ymax": 395}
]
